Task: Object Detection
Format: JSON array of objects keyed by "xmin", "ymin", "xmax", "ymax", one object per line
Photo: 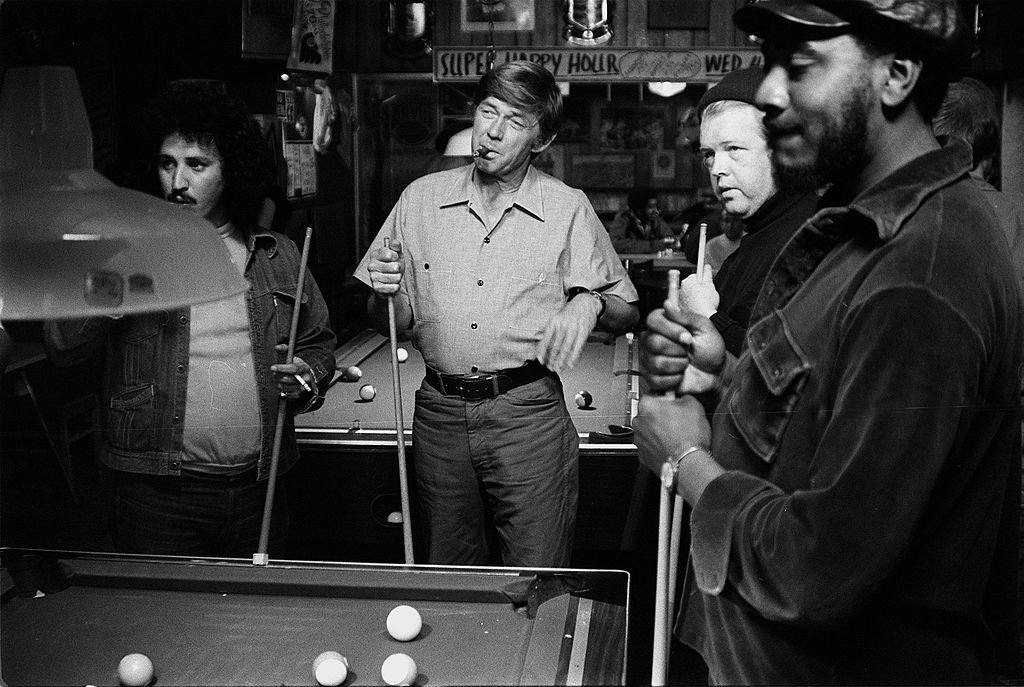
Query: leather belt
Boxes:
[{"xmin": 425, "ymin": 362, "xmax": 550, "ymax": 401}]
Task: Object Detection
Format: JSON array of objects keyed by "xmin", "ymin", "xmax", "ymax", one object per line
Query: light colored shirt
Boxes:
[
  {"xmin": 182, "ymin": 226, "xmax": 261, "ymax": 473},
  {"xmin": 355, "ymin": 164, "xmax": 638, "ymax": 373}
]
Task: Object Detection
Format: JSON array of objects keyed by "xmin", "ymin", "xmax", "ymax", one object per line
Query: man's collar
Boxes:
[
  {"xmin": 440, "ymin": 164, "xmax": 546, "ymax": 221},
  {"xmin": 245, "ymin": 226, "xmax": 278, "ymax": 255},
  {"xmin": 824, "ymin": 139, "xmax": 972, "ymax": 242}
]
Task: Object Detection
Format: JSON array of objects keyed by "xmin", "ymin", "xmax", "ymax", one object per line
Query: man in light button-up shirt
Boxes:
[{"xmin": 355, "ymin": 61, "xmax": 639, "ymax": 567}]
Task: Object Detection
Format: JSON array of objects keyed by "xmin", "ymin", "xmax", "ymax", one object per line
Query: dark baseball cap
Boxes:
[{"xmin": 734, "ymin": 0, "xmax": 970, "ymax": 68}]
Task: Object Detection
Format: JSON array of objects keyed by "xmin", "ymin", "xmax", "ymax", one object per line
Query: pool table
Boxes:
[
  {"xmin": 287, "ymin": 330, "xmax": 650, "ymax": 562},
  {"xmin": 1, "ymin": 549, "xmax": 629, "ymax": 686},
  {"xmin": 295, "ymin": 329, "xmax": 640, "ymax": 446}
]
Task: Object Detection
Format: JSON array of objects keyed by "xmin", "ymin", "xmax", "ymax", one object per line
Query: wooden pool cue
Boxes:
[
  {"xmin": 665, "ymin": 245, "xmax": 710, "ymax": 672},
  {"xmin": 384, "ymin": 237, "xmax": 415, "ymax": 565},
  {"xmin": 651, "ymin": 268, "xmax": 681, "ymax": 685},
  {"xmin": 255, "ymin": 226, "xmax": 313, "ymax": 565}
]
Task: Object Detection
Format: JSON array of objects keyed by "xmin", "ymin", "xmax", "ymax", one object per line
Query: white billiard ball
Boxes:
[
  {"xmin": 574, "ymin": 390, "xmax": 592, "ymax": 408},
  {"xmin": 396, "ymin": 347, "xmax": 409, "ymax": 363},
  {"xmin": 340, "ymin": 365, "xmax": 362, "ymax": 382},
  {"xmin": 359, "ymin": 384, "xmax": 376, "ymax": 401},
  {"xmin": 381, "ymin": 652, "xmax": 418, "ymax": 686},
  {"xmin": 386, "ymin": 604, "xmax": 422, "ymax": 642},
  {"xmin": 117, "ymin": 653, "xmax": 154, "ymax": 687},
  {"xmin": 312, "ymin": 650, "xmax": 349, "ymax": 687}
]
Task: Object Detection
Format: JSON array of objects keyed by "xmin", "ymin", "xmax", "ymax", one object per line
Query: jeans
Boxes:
[
  {"xmin": 113, "ymin": 469, "xmax": 289, "ymax": 558},
  {"xmin": 412, "ymin": 375, "xmax": 579, "ymax": 567}
]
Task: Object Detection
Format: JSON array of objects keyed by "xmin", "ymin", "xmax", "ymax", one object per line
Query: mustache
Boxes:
[{"xmin": 166, "ymin": 191, "xmax": 194, "ymax": 203}]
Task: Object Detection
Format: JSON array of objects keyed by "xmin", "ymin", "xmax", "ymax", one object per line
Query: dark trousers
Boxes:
[
  {"xmin": 412, "ymin": 375, "xmax": 579, "ymax": 567},
  {"xmin": 113, "ymin": 468, "xmax": 289, "ymax": 558}
]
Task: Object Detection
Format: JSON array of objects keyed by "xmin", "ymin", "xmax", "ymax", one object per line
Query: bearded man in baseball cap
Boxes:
[{"xmin": 636, "ymin": 2, "xmax": 1023, "ymax": 683}]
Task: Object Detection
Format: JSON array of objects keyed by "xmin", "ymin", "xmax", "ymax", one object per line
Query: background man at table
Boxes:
[
  {"xmin": 357, "ymin": 61, "xmax": 638, "ymax": 568},
  {"xmin": 44, "ymin": 80, "xmax": 337, "ymax": 558},
  {"xmin": 607, "ymin": 186, "xmax": 675, "ymax": 254},
  {"xmin": 679, "ymin": 65, "xmax": 818, "ymax": 358},
  {"xmin": 637, "ymin": 0, "xmax": 1022, "ymax": 683}
]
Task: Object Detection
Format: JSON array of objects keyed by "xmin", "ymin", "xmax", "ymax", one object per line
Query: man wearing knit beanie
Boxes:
[{"xmin": 678, "ymin": 66, "xmax": 818, "ymax": 357}]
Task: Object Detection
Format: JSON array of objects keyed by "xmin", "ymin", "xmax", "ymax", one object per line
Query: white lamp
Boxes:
[{"xmin": 0, "ymin": 66, "xmax": 247, "ymax": 320}]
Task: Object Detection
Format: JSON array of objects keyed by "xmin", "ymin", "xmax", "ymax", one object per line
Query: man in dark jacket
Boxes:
[
  {"xmin": 638, "ymin": 0, "xmax": 1022, "ymax": 683},
  {"xmin": 680, "ymin": 66, "xmax": 818, "ymax": 357}
]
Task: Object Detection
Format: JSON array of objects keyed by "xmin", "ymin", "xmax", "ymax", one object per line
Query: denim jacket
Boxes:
[{"xmin": 45, "ymin": 228, "xmax": 337, "ymax": 481}]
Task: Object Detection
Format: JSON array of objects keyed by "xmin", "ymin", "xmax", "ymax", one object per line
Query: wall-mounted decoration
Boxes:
[
  {"xmin": 647, "ymin": 0, "xmax": 710, "ymax": 29},
  {"xmin": 287, "ymin": 0, "xmax": 336, "ymax": 74},
  {"xmin": 242, "ymin": 0, "xmax": 293, "ymax": 60},
  {"xmin": 461, "ymin": 0, "xmax": 535, "ymax": 32},
  {"xmin": 651, "ymin": 149, "xmax": 676, "ymax": 180},
  {"xmin": 571, "ymin": 153, "xmax": 634, "ymax": 188},
  {"xmin": 386, "ymin": 0, "xmax": 433, "ymax": 58},
  {"xmin": 434, "ymin": 47, "xmax": 763, "ymax": 83},
  {"xmin": 599, "ymin": 104, "xmax": 667, "ymax": 151},
  {"xmin": 565, "ymin": 0, "xmax": 612, "ymax": 46},
  {"xmin": 283, "ymin": 142, "xmax": 318, "ymax": 198},
  {"xmin": 533, "ymin": 145, "xmax": 565, "ymax": 180}
]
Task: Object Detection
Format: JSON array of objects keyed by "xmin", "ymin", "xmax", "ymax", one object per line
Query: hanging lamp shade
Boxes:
[{"xmin": 0, "ymin": 66, "xmax": 247, "ymax": 320}]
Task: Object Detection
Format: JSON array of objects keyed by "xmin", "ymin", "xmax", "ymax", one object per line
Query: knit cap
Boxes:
[{"xmin": 696, "ymin": 66, "xmax": 764, "ymax": 116}]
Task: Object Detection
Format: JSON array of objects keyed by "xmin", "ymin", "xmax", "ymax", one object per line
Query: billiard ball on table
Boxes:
[
  {"xmin": 381, "ymin": 653, "xmax": 418, "ymax": 686},
  {"xmin": 339, "ymin": 365, "xmax": 362, "ymax": 382},
  {"xmin": 574, "ymin": 390, "xmax": 593, "ymax": 409},
  {"xmin": 312, "ymin": 651, "xmax": 349, "ymax": 687},
  {"xmin": 117, "ymin": 653, "xmax": 154, "ymax": 687},
  {"xmin": 386, "ymin": 604, "xmax": 422, "ymax": 642},
  {"xmin": 359, "ymin": 384, "xmax": 376, "ymax": 401}
]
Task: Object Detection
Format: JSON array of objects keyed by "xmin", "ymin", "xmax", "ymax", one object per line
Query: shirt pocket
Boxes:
[
  {"xmin": 410, "ymin": 262, "xmax": 452, "ymax": 323},
  {"xmin": 269, "ymin": 288, "xmax": 309, "ymax": 344},
  {"xmin": 108, "ymin": 383, "xmax": 156, "ymax": 450},
  {"xmin": 728, "ymin": 310, "xmax": 811, "ymax": 463},
  {"xmin": 504, "ymin": 270, "xmax": 562, "ymax": 332},
  {"xmin": 117, "ymin": 319, "xmax": 163, "ymax": 387}
]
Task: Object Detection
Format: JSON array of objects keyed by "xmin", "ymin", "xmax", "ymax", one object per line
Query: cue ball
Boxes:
[
  {"xmin": 312, "ymin": 650, "xmax": 349, "ymax": 687},
  {"xmin": 386, "ymin": 604, "xmax": 422, "ymax": 642},
  {"xmin": 574, "ymin": 390, "xmax": 592, "ymax": 408},
  {"xmin": 381, "ymin": 653, "xmax": 418, "ymax": 686},
  {"xmin": 359, "ymin": 384, "xmax": 376, "ymax": 401},
  {"xmin": 117, "ymin": 653, "xmax": 154, "ymax": 687},
  {"xmin": 396, "ymin": 347, "xmax": 409, "ymax": 363},
  {"xmin": 341, "ymin": 365, "xmax": 362, "ymax": 382}
]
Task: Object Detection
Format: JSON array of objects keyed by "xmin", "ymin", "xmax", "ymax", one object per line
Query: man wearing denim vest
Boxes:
[{"xmin": 45, "ymin": 81, "xmax": 336, "ymax": 557}]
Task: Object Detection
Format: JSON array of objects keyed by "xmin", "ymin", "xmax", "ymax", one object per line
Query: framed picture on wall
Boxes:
[
  {"xmin": 598, "ymin": 104, "xmax": 669, "ymax": 151},
  {"xmin": 242, "ymin": 0, "xmax": 293, "ymax": 60},
  {"xmin": 461, "ymin": 0, "xmax": 535, "ymax": 32},
  {"xmin": 651, "ymin": 149, "xmax": 676, "ymax": 180},
  {"xmin": 571, "ymin": 154, "xmax": 635, "ymax": 189}
]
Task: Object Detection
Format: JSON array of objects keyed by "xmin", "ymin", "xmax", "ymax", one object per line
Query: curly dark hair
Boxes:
[{"xmin": 145, "ymin": 79, "xmax": 276, "ymax": 230}]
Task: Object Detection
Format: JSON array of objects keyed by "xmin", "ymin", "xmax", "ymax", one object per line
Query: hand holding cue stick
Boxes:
[
  {"xmin": 384, "ymin": 237, "xmax": 415, "ymax": 564},
  {"xmin": 254, "ymin": 226, "xmax": 313, "ymax": 565},
  {"xmin": 665, "ymin": 229, "xmax": 709, "ymax": 661},
  {"xmin": 652, "ymin": 268, "xmax": 680, "ymax": 686}
]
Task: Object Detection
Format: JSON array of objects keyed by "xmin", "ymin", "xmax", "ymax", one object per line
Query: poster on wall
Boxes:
[
  {"xmin": 651, "ymin": 150, "xmax": 676, "ymax": 180},
  {"xmin": 284, "ymin": 142, "xmax": 318, "ymax": 198},
  {"xmin": 287, "ymin": 0, "xmax": 335, "ymax": 74},
  {"xmin": 461, "ymin": 0, "xmax": 534, "ymax": 32}
]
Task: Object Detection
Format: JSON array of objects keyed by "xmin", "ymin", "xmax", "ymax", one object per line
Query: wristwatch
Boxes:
[{"xmin": 567, "ymin": 286, "xmax": 607, "ymax": 319}]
